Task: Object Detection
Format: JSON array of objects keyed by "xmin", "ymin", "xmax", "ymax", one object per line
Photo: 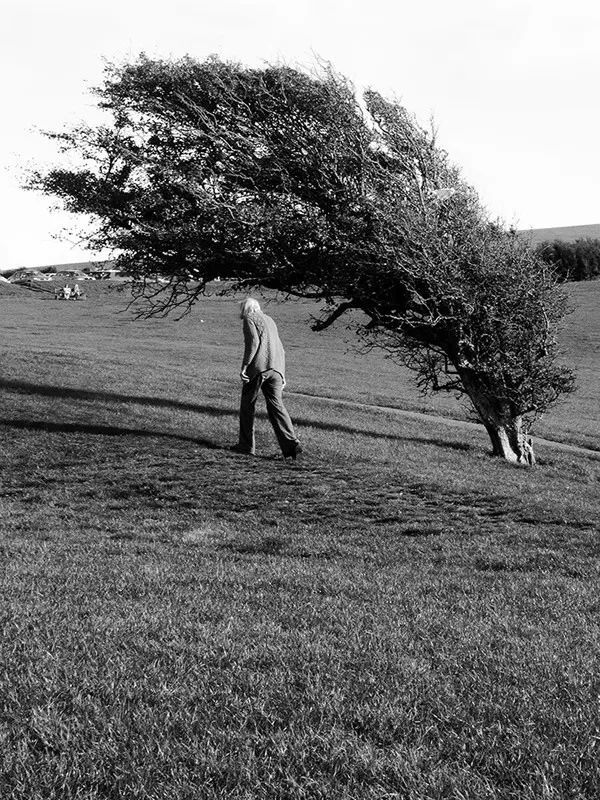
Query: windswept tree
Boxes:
[{"xmin": 30, "ymin": 55, "xmax": 575, "ymax": 464}]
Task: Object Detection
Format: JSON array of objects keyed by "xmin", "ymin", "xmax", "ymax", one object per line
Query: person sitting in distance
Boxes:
[{"xmin": 231, "ymin": 298, "xmax": 302, "ymax": 460}]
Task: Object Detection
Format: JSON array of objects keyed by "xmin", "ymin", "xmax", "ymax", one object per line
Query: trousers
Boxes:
[{"xmin": 238, "ymin": 369, "xmax": 298, "ymax": 456}]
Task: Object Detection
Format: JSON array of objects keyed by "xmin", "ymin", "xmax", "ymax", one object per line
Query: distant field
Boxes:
[
  {"xmin": 2, "ymin": 277, "xmax": 598, "ymax": 450},
  {"xmin": 1, "ymin": 280, "xmax": 600, "ymax": 798},
  {"xmin": 521, "ymin": 222, "xmax": 600, "ymax": 245}
]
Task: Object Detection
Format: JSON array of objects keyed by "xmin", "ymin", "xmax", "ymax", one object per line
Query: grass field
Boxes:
[{"xmin": 1, "ymin": 280, "xmax": 600, "ymax": 798}]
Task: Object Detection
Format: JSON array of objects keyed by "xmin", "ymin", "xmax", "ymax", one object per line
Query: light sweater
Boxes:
[{"xmin": 241, "ymin": 312, "xmax": 286, "ymax": 381}]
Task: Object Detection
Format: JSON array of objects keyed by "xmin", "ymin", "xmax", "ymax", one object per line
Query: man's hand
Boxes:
[{"xmin": 240, "ymin": 369, "xmax": 250, "ymax": 383}]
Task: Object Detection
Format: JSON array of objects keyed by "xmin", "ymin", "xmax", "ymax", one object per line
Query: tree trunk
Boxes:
[
  {"xmin": 481, "ymin": 416, "xmax": 535, "ymax": 465},
  {"xmin": 461, "ymin": 376, "xmax": 535, "ymax": 465}
]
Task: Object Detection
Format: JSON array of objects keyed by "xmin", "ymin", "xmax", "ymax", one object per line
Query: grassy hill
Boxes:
[
  {"xmin": 1, "ymin": 282, "xmax": 599, "ymax": 798},
  {"xmin": 521, "ymin": 223, "xmax": 600, "ymax": 245},
  {"xmin": 0, "ymin": 259, "xmax": 116, "ymax": 278}
]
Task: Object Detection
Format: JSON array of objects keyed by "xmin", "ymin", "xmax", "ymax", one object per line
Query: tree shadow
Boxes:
[{"xmin": 0, "ymin": 377, "xmax": 475, "ymax": 453}]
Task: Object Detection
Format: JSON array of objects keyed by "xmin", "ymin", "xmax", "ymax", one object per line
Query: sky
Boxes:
[{"xmin": 2, "ymin": 0, "xmax": 599, "ymax": 269}]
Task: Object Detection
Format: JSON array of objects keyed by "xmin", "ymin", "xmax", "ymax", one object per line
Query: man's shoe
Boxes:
[{"xmin": 286, "ymin": 443, "xmax": 303, "ymax": 461}]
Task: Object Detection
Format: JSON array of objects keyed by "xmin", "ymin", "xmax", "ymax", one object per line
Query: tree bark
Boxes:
[
  {"xmin": 481, "ymin": 416, "xmax": 535, "ymax": 465},
  {"xmin": 460, "ymin": 375, "xmax": 536, "ymax": 465}
]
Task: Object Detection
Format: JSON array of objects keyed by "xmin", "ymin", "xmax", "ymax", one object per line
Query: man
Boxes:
[{"xmin": 231, "ymin": 298, "xmax": 302, "ymax": 460}]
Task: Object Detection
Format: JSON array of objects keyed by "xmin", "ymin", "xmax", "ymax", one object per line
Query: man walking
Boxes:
[{"xmin": 231, "ymin": 298, "xmax": 302, "ymax": 460}]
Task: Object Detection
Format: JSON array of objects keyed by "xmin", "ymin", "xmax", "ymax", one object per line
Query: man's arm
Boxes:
[{"xmin": 240, "ymin": 317, "xmax": 260, "ymax": 380}]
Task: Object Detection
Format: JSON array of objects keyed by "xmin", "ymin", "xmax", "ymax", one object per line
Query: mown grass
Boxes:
[{"xmin": 1, "ymin": 282, "xmax": 600, "ymax": 798}]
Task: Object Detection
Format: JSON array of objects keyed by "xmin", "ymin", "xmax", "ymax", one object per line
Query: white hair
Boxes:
[{"xmin": 239, "ymin": 298, "xmax": 261, "ymax": 318}]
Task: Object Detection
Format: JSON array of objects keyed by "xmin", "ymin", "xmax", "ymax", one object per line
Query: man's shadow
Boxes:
[
  {"xmin": 0, "ymin": 417, "xmax": 221, "ymax": 449},
  {"xmin": 0, "ymin": 377, "xmax": 231, "ymax": 448}
]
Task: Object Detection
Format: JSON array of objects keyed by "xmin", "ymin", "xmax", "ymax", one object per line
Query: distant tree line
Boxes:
[{"xmin": 535, "ymin": 238, "xmax": 600, "ymax": 282}]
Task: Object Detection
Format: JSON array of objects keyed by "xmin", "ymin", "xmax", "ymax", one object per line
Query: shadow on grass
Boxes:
[
  {"xmin": 0, "ymin": 418, "xmax": 220, "ymax": 450},
  {"xmin": 0, "ymin": 377, "xmax": 475, "ymax": 453},
  {"xmin": 223, "ymin": 536, "xmax": 287, "ymax": 556},
  {"xmin": 0, "ymin": 377, "xmax": 232, "ymax": 419},
  {"xmin": 397, "ymin": 525, "xmax": 444, "ymax": 536}
]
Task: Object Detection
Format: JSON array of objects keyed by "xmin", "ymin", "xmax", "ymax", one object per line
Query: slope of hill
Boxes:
[
  {"xmin": 521, "ymin": 223, "xmax": 600, "ymax": 245},
  {"xmin": 0, "ymin": 279, "xmax": 597, "ymax": 450},
  {"xmin": 1, "ymin": 281, "xmax": 599, "ymax": 798}
]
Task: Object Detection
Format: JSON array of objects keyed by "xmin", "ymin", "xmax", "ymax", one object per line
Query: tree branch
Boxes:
[{"xmin": 311, "ymin": 301, "xmax": 356, "ymax": 331}]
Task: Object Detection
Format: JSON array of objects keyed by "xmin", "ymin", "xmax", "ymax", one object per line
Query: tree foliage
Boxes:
[
  {"xmin": 30, "ymin": 55, "xmax": 575, "ymax": 464},
  {"xmin": 535, "ymin": 238, "xmax": 600, "ymax": 282}
]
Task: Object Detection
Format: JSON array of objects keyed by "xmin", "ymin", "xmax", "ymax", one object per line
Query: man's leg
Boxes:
[
  {"xmin": 261, "ymin": 370, "xmax": 300, "ymax": 457},
  {"xmin": 238, "ymin": 375, "xmax": 262, "ymax": 453}
]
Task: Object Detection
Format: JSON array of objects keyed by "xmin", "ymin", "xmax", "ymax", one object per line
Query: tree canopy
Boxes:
[{"xmin": 30, "ymin": 55, "xmax": 575, "ymax": 464}]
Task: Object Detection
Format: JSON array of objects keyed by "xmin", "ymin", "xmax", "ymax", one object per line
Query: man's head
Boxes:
[{"xmin": 239, "ymin": 297, "xmax": 261, "ymax": 319}]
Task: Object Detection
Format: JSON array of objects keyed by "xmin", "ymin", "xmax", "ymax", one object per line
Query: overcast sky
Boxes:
[{"xmin": 2, "ymin": 0, "xmax": 599, "ymax": 269}]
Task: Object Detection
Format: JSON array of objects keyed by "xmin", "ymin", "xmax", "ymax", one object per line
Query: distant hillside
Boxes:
[
  {"xmin": 521, "ymin": 224, "xmax": 600, "ymax": 245},
  {"xmin": 0, "ymin": 260, "xmax": 116, "ymax": 277},
  {"xmin": 38, "ymin": 260, "xmax": 116, "ymax": 272}
]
